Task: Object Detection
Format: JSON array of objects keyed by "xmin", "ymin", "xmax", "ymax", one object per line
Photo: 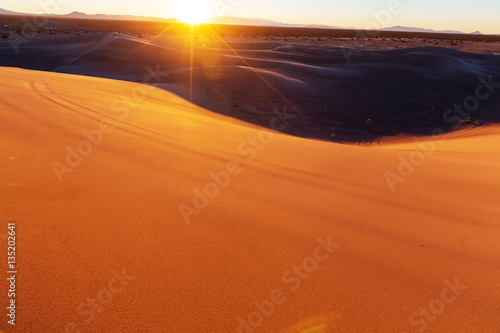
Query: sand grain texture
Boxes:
[{"xmin": 0, "ymin": 67, "xmax": 499, "ymax": 332}]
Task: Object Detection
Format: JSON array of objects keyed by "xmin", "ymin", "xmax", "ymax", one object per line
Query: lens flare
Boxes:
[{"xmin": 174, "ymin": 0, "xmax": 211, "ymax": 24}]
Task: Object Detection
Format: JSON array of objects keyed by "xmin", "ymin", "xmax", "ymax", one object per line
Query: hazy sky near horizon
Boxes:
[{"xmin": 3, "ymin": 0, "xmax": 500, "ymax": 34}]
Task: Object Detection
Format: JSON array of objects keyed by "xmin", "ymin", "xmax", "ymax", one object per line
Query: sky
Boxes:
[{"xmin": 3, "ymin": 0, "xmax": 500, "ymax": 34}]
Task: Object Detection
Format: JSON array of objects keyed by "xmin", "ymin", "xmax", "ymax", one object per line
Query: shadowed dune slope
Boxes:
[
  {"xmin": 0, "ymin": 67, "xmax": 499, "ymax": 332},
  {"xmin": 1, "ymin": 33, "xmax": 500, "ymax": 142}
]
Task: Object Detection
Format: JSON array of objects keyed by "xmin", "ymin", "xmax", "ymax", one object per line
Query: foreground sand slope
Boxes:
[{"xmin": 0, "ymin": 67, "xmax": 499, "ymax": 332}]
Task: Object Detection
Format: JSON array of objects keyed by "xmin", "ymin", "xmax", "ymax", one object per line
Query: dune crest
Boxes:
[
  {"xmin": 2, "ymin": 33, "xmax": 500, "ymax": 142},
  {"xmin": 0, "ymin": 67, "xmax": 499, "ymax": 332}
]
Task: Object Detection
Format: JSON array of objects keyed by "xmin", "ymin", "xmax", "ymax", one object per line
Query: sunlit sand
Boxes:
[{"xmin": 0, "ymin": 8, "xmax": 500, "ymax": 332}]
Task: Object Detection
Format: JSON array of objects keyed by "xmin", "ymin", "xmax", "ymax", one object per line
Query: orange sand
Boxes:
[{"xmin": 0, "ymin": 67, "xmax": 499, "ymax": 332}]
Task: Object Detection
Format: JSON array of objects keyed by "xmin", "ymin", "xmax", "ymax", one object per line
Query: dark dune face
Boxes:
[{"xmin": 1, "ymin": 32, "xmax": 500, "ymax": 143}]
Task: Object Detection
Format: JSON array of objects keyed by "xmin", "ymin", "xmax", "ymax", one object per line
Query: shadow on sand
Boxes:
[{"xmin": 1, "ymin": 32, "xmax": 499, "ymax": 144}]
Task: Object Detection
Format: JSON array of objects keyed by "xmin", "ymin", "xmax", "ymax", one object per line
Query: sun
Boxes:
[{"xmin": 174, "ymin": 0, "xmax": 212, "ymax": 24}]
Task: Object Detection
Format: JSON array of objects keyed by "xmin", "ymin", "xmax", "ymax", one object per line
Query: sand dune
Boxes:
[
  {"xmin": 2, "ymin": 33, "xmax": 500, "ymax": 142},
  {"xmin": 0, "ymin": 67, "xmax": 499, "ymax": 332}
]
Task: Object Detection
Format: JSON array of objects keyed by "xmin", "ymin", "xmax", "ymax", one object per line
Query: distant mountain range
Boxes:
[
  {"xmin": 208, "ymin": 18, "xmax": 485, "ymax": 35},
  {"xmin": 207, "ymin": 16, "xmax": 346, "ymax": 30},
  {"xmin": 0, "ymin": 8, "xmax": 20, "ymax": 15},
  {"xmin": 380, "ymin": 25, "xmax": 482, "ymax": 35},
  {"xmin": 0, "ymin": 8, "xmax": 170, "ymax": 22},
  {"xmin": 61, "ymin": 11, "xmax": 170, "ymax": 22},
  {"xmin": 0, "ymin": 8, "xmax": 487, "ymax": 35}
]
